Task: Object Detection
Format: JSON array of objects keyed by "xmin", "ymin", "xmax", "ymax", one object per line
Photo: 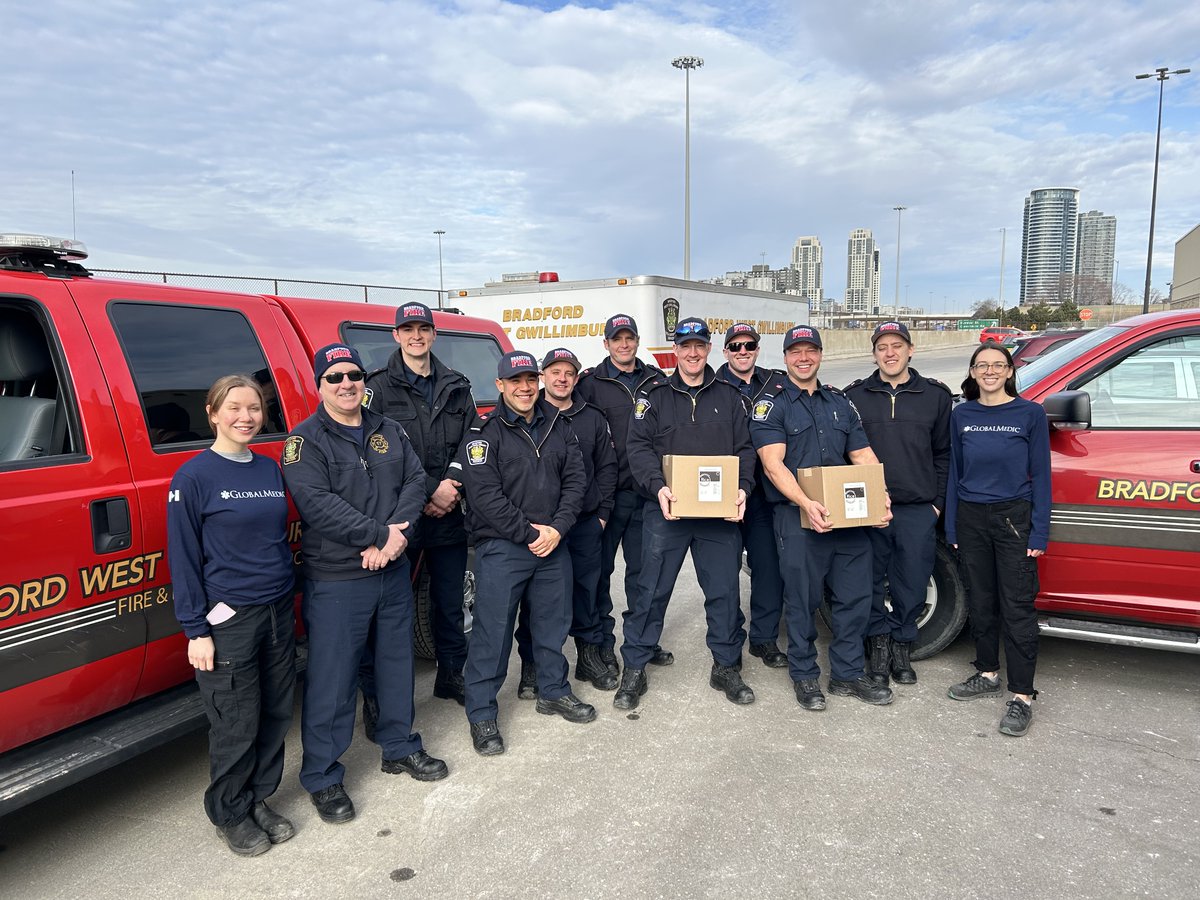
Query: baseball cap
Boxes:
[
  {"xmin": 673, "ymin": 317, "xmax": 711, "ymax": 344},
  {"xmin": 604, "ymin": 314, "xmax": 639, "ymax": 340},
  {"xmin": 313, "ymin": 343, "xmax": 366, "ymax": 384},
  {"xmin": 724, "ymin": 322, "xmax": 761, "ymax": 345},
  {"xmin": 395, "ymin": 301, "xmax": 436, "ymax": 327},
  {"xmin": 783, "ymin": 325, "xmax": 823, "ymax": 351},
  {"xmin": 540, "ymin": 347, "xmax": 582, "ymax": 372},
  {"xmin": 871, "ymin": 321, "xmax": 912, "ymax": 346},
  {"xmin": 497, "ymin": 350, "xmax": 540, "ymax": 379}
]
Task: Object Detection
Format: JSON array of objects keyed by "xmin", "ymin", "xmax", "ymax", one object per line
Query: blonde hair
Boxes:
[{"xmin": 205, "ymin": 375, "xmax": 266, "ymax": 436}]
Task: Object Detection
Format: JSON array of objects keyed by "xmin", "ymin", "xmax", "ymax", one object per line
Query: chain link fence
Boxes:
[{"xmin": 92, "ymin": 269, "xmax": 440, "ymax": 307}]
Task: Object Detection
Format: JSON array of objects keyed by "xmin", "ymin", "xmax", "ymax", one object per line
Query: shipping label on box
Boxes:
[
  {"xmin": 796, "ymin": 463, "xmax": 887, "ymax": 529},
  {"xmin": 663, "ymin": 455, "xmax": 739, "ymax": 518}
]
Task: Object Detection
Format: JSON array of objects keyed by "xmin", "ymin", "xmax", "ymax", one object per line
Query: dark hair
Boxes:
[
  {"xmin": 960, "ymin": 344, "xmax": 1019, "ymax": 401},
  {"xmin": 205, "ymin": 374, "xmax": 266, "ymax": 436}
]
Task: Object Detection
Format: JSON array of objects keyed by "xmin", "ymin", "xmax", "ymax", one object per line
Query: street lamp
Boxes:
[
  {"xmin": 672, "ymin": 55, "xmax": 704, "ymax": 280},
  {"xmin": 433, "ymin": 229, "xmax": 446, "ymax": 310},
  {"xmin": 1135, "ymin": 65, "xmax": 1191, "ymax": 314},
  {"xmin": 996, "ymin": 227, "xmax": 1008, "ymax": 327},
  {"xmin": 893, "ymin": 206, "xmax": 906, "ymax": 318}
]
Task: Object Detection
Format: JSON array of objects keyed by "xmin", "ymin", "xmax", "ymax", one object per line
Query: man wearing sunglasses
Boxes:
[
  {"xmin": 283, "ymin": 343, "xmax": 449, "ymax": 826},
  {"xmin": 362, "ymin": 302, "xmax": 476, "ymax": 719},
  {"xmin": 844, "ymin": 322, "xmax": 952, "ymax": 687},
  {"xmin": 576, "ymin": 314, "xmax": 671, "ymax": 680},
  {"xmin": 615, "ymin": 317, "xmax": 757, "ymax": 710},
  {"xmin": 716, "ymin": 323, "xmax": 787, "ymax": 670}
]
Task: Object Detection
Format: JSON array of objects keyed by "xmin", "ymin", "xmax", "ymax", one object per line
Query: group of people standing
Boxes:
[{"xmin": 166, "ymin": 304, "xmax": 1050, "ymax": 857}]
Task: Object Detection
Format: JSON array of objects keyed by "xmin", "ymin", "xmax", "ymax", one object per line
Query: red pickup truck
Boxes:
[
  {"xmin": 0, "ymin": 234, "xmax": 510, "ymax": 814},
  {"xmin": 912, "ymin": 309, "xmax": 1200, "ymax": 658}
]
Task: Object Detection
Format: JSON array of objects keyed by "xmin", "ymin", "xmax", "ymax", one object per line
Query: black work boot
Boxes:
[
  {"xmin": 612, "ymin": 667, "xmax": 647, "ymax": 710},
  {"xmin": 217, "ymin": 815, "xmax": 271, "ymax": 856},
  {"xmin": 517, "ymin": 661, "xmax": 538, "ymax": 699},
  {"xmin": 890, "ymin": 639, "xmax": 917, "ymax": 684},
  {"xmin": 649, "ymin": 644, "xmax": 674, "ymax": 666},
  {"xmin": 599, "ymin": 646, "xmax": 619, "ymax": 678},
  {"xmin": 710, "ymin": 663, "xmax": 755, "ymax": 704},
  {"xmin": 361, "ymin": 693, "xmax": 380, "ymax": 743},
  {"xmin": 575, "ymin": 639, "xmax": 618, "ymax": 690},
  {"xmin": 866, "ymin": 634, "xmax": 891, "ymax": 686},
  {"xmin": 433, "ymin": 667, "xmax": 466, "ymax": 704},
  {"xmin": 828, "ymin": 675, "xmax": 894, "ymax": 705}
]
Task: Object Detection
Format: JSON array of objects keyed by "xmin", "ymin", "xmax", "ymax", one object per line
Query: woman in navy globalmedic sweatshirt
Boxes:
[
  {"xmin": 167, "ymin": 375, "xmax": 295, "ymax": 856},
  {"xmin": 944, "ymin": 344, "xmax": 1050, "ymax": 738}
]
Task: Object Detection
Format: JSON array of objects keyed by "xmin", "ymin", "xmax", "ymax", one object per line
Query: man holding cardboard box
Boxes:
[
  {"xmin": 615, "ymin": 317, "xmax": 757, "ymax": 710},
  {"xmin": 750, "ymin": 325, "xmax": 894, "ymax": 711},
  {"xmin": 845, "ymin": 321, "xmax": 952, "ymax": 687}
]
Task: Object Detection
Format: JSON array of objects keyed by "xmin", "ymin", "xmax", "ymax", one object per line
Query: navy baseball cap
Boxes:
[
  {"xmin": 540, "ymin": 347, "xmax": 582, "ymax": 371},
  {"xmin": 673, "ymin": 317, "xmax": 711, "ymax": 344},
  {"xmin": 604, "ymin": 314, "xmax": 639, "ymax": 340},
  {"xmin": 871, "ymin": 321, "xmax": 912, "ymax": 346},
  {"xmin": 783, "ymin": 325, "xmax": 823, "ymax": 351},
  {"xmin": 497, "ymin": 350, "xmax": 540, "ymax": 379},
  {"xmin": 724, "ymin": 322, "xmax": 760, "ymax": 345},
  {"xmin": 313, "ymin": 342, "xmax": 366, "ymax": 384},
  {"xmin": 395, "ymin": 301, "xmax": 435, "ymax": 327}
]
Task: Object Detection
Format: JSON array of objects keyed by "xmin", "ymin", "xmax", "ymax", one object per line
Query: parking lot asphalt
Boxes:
[{"xmin": 1, "ymin": 563, "xmax": 1198, "ymax": 900}]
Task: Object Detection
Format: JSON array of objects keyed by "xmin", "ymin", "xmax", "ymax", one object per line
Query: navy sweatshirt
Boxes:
[
  {"xmin": 167, "ymin": 450, "xmax": 294, "ymax": 639},
  {"xmin": 945, "ymin": 398, "xmax": 1052, "ymax": 550}
]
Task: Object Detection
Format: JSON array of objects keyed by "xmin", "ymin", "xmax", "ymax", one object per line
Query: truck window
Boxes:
[
  {"xmin": 110, "ymin": 302, "xmax": 285, "ymax": 448},
  {"xmin": 341, "ymin": 323, "xmax": 503, "ymax": 405},
  {"xmin": 0, "ymin": 302, "xmax": 81, "ymax": 465},
  {"xmin": 1077, "ymin": 333, "xmax": 1200, "ymax": 428}
]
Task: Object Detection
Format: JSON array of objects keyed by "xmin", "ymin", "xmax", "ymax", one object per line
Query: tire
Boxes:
[
  {"xmin": 411, "ymin": 550, "xmax": 476, "ymax": 661},
  {"xmin": 819, "ymin": 538, "xmax": 967, "ymax": 660}
]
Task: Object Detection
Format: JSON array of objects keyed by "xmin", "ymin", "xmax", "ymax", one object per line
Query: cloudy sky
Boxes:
[{"xmin": 6, "ymin": 0, "xmax": 1199, "ymax": 312}]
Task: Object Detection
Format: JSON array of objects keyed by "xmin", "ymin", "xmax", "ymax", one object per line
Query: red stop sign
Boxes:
[{"xmin": 1079, "ymin": 308, "xmax": 1093, "ymax": 321}]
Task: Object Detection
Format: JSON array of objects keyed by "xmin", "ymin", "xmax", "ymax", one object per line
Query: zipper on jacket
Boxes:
[
  {"xmin": 1005, "ymin": 517, "xmax": 1021, "ymax": 539},
  {"xmin": 890, "ymin": 394, "xmax": 896, "ymax": 419}
]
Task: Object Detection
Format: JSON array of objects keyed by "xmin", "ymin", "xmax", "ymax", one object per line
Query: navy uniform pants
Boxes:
[
  {"xmin": 196, "ymin": 592, "xmax": 295, "ymax": 827},
  {"xmin": 621, "ymin": 502, "xmax": 745, "ymax": 671},
  {"xmin": 955, "ymin": 498, "xmax": 1040, "ymax": 695},
  {"xmin": 300, "ymin": 563, "xmax": 422, "ymax": 793},
  {"xmin": 596, "ymin": 488, "xmax": 645, "ymax": 651},
  {"xmin": 517, "ymin": 513, "xmax": 604, "ymax": 661},
  {"xmin": 740, "ymin": 488, "xmax": 784, "ymax": 645},
  {"xmin": 867, "ymin": 502, "xmax": 938, "ymax": 643},
  {"xmin": 465, "ymin": 539, "xmax": 573, "ymax": 724},
  {"xmin": 773, "ymin": 505, "xmax": 872, "ymax": 682}
]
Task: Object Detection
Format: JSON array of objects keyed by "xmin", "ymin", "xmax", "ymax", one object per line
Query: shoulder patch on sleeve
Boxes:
[
  {"xmin": 751, "ymin": 398, "xmax": 774, "ymax": 421},
  {"xmin": 282, "ymin": 435, "xmax": 303, "ymax": 465},
  {"xmin": 928, "ymin": 377, "xmax": 954, "ymax": 395},
  {"xmin": 844, "ymin": 378, "xmax": 865, "ymax": 391},
  {"xmin": 823, "ymin": 384, "xmax": 846, "ymax": 397},
  {"xmin": 466, "ymin": 439, "xmax": 489, "ymax": 465},
  {"xmin": 633, "ymin": 397, "xmax": 652, "ymax": 420},
  {"xmin": 361, "ymin": 387, "xmax": 374, "ymax": 407}
]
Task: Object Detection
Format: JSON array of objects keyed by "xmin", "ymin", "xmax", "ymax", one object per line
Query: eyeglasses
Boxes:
[
  {"xmin": 971, "ymin": 362, "xmax": 1010, "ymax": 374},
  {"xmin": 322, "ymin": 370, "xmax": 367, "ymax": 384},
  {"xmin": 727, "ymin": 341, "xmax": 758, "ymax": 352},
  {"xmin": 676, "ymin": 321, "xmax": 707, "ymax": 336}
]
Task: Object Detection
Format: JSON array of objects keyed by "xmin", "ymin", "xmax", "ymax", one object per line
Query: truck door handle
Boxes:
[{"xmin": 91, "ymin": 497, "xmax": 131, "ymax": 554}]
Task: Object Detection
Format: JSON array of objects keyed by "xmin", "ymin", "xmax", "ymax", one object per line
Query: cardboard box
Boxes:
[
  {"xmin": 662, "ymin": 455, "xmax": 739, "ymax": 518},
  {"xmin": 796, "ymin": 463, "xmax": 887, "ymax": 529}
]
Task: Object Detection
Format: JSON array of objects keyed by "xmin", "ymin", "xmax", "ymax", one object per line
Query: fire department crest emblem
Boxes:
[
  {"xmin": 467, "ymin": 440, "xmax": 489, "ymax": 465},
  {"xmin": 633, "ymin": 398, "xmax": 651, "ymax": 420},
  {"xmin": 752, "ymin": 400, "xmax": 773, "ymax": 421},
  {"xmin": 369, "ymin": 434, "xmax": 389, "ymax": 454},
  {"xmin": 281, "ymin": 436, "xmax": 303, "ymax": 465}
]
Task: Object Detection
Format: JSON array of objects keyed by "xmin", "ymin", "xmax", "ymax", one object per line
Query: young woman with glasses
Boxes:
[{"xmin": 944, "ymin": 343, "xmax": 1051, "ymax": 737}]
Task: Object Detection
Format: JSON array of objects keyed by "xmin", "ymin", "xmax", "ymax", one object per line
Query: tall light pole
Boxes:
[
  {"xmin": 997, "ymin": 227, "xmax": 1007, "ymax": 327},
  {"xmin": 892, "ymin": 206, "xmax": 906, "ymax": 318},
  {"xmin": 1135, "ymin": 66, "xmax": 1191, "ymax": 315},
  {"xmin": 433, "ymin": 229, "xmax": 446, "ymax": 310},
  {"xmin": 672, "ymin": 55, "xmax": 703, "ymax": 280}
]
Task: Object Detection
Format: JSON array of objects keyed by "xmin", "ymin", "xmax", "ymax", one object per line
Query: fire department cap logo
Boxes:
[
  {"xmin": 369, "ymin": 433, "xmax": 389, "ymax": 454},
  {"xmin": 540, "ymin": 347, "xmax": 581, "ymax": 371},
  {"xmin": 466, "ymin": 439, "xmax": 489, "ymax": 465},
  {"xmin": 752, "ymin": 399, "xmax": 774, "ymax": 421},
  {"xmin": 633, "ymin": 397, "xmax": 651, "ymax": 420},
  {"xmin": 396, "ymin": 302, "xmax": 435, "ymax": 326},
  {"xmin": 282, "ymin": 435, "xmax": 303, "ymax": 465},
  {"xmin": 605, "ymin": 314, "xmax": 639, "ymax": 340},
  {"xmin": 498, "ymin": 351, "xmax": 539, "ymax": 379},
  {"xmin": 871, "ymin": 320, "xmax": 912, "ymax": 346},
  {"xmin": 783, "ymin": 325, "xmax": 822, "ymax": 351}
]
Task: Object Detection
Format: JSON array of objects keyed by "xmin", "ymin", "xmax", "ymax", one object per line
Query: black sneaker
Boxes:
[
  {"xmin": 793, "ymin": 679, "xmax": 826, "ymax": 711},
  {"xmin": 828, "ymin": 675, "xmax": 894, "ymax": 705},
  {"xmin": 999, "ymin": 698, "xmax": 1033, "ymax": 736},
  {"xmin": 517, "ymin": 661, "xmax": 538, "ymax": 700},
  {"xmin": 947, "ymin": 671, "xmax": 1002, "ymax": 702},
  {"xmin": 710, "ymin": 664, "xmax": 755, "ymax": 704},
  {"xmin": 748, "ymin": 642, "xmax": 787, "ymax": 668}
]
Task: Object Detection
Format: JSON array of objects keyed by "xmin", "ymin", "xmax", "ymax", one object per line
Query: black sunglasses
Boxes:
[
  {"xmin": 727, "ymin": 341, "xmax": 758, "ymax": 352},
  {"xmin": 322, "ymin": 370, "xmax": 366, "ymax": 385}
]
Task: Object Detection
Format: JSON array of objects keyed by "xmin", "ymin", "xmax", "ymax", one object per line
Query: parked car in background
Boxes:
[
  {"xmin": 1002, "ymin": 328, "xmax": 1090, "ymax": 367},
  {"xmin": 979, "ymin": 325, "xmax": 1027, "ymax": 343}
]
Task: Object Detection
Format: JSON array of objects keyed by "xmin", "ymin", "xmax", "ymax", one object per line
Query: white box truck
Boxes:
[{"xmin": 447, "ymin": 274, "xmax": 810, "ymax": 371}]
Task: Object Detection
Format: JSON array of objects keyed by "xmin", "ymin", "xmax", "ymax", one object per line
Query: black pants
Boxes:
[
  {"xmin": 741, "ymin": 488, "xmax": 783, "ymax": 645},
  {"xmin": 517, "ymin": 512, "xmax": 604, "ymax": 659},
  {"xmin": 956, "ymin": 498, "xmax": 1040, "ymax": 694},
  {"xmin": 596, "ymin": 488, "xmax": 645, "ymax": 650},
  {"xmin": 867, "ymin": 502, "xmax": 938, "ymax": 643},
  {"xmin": 196, "ymin": 592, "xmax": 295, "ymax": 828}
]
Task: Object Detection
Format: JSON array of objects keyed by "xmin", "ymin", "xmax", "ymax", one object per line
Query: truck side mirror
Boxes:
[{"xmin": 1043, "ymin": 390, "xmax": 1091, "ymax": 430}]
